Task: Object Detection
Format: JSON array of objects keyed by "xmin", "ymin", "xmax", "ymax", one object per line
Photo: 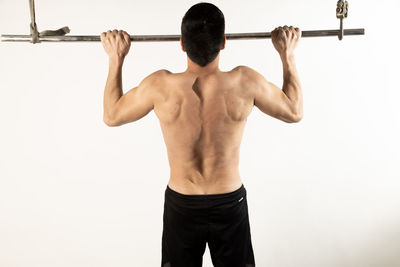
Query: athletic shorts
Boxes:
[{"xmin": 161, "ymin": 183, "xmax": 256, "ymax": 267}]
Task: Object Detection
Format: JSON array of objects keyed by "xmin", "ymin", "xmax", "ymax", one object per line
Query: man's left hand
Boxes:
[{"xmin": 101, "ymin": 29, "xmax": 131, "ymax": 60}]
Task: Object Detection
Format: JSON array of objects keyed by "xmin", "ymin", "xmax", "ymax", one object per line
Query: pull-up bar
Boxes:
[
  {"xmin": 0, "ymin": 0, "xmax": 364, "ymax": 44},
  {"xmin": 0, "ymin": 29, "xmax": 365, "ymax": 43}
]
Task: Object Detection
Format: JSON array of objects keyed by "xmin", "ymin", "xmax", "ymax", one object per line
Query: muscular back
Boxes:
[
  {"xmin": 101, "ymin": 27, "xmax": 302, "ymax": 194},
  {"xmin": 153, "ymin": 67, "xmax": 254, "ymax": 194}
]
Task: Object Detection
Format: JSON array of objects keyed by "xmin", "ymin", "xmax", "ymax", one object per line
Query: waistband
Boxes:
[{"xmin": 166, "ymin": 183, "xmax": 246, "ymax": 200}]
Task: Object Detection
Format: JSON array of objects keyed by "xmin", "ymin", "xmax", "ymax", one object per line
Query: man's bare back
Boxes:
[
  {"xmin": 101, "ymin": 26, "xmax": 303, "ymax": 196},
  {"xmin": 153, "ymin": 67, "xmax": 253, "ymax": 194}
]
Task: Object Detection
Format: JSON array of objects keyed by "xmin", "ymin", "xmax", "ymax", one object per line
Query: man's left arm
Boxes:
[{"xmin": 101, "ymin": 29, "xmax": 162, "ymax": 127}]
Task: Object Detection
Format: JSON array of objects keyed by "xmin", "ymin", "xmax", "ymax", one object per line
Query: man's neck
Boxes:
[{"xmin": 185, "ymin": 54, "xmax": 221, "ymax": 75}]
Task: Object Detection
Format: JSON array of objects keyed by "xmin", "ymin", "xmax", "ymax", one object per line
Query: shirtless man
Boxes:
[{"xmin": 101, "ymin": 3, "xmax": 302, "ymax": 267}]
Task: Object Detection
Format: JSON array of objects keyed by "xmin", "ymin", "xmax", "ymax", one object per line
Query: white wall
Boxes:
[{"xmin": 0, "ymin": 0, "xmax": 399, "ymax": 266}]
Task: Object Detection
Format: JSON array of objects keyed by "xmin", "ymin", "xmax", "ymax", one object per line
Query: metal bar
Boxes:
[{"xmin": 0, "ymin": 28, "xmax": 364, "ymax": 43}]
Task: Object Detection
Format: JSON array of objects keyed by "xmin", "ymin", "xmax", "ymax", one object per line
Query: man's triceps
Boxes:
[
  {"xmin": 104, "ymin": 71, "xmax": 163, "ymax": 126},
  {"xmin": 245, "ymin": 67, "xmax": 295, "ymax": 122}
]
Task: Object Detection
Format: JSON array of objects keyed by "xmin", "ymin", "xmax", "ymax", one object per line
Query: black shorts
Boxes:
[{"xmin": 161, "ymin": 183, "xmax": 256, "ymax": 267}]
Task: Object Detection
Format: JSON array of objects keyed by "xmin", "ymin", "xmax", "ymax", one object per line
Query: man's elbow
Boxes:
[
  {"xmin": 103, "ymin": 116, "xmax": 119, "ymax": 127},
  {"xmin": 289, "ymin": 111, "xmax": 303, "ymax": 123}
]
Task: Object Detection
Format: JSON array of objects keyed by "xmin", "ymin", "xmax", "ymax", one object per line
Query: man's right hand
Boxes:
[
  {"xmin": 101, "ymin": 29, "xmax": 131, "ymax": 61},
  {"xmin": 271, "ymin": 25, "xmax": 301, "ymax": 58}
]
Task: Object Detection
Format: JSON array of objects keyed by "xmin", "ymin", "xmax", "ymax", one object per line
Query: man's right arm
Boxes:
[{"xmin": 247, "ymin": 25, "xmax": 303, "ymax": 123}]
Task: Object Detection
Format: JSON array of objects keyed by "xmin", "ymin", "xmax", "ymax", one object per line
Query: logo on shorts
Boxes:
[{"xmin": 238, "ymin": 197, "xmax": 244, "ymax": 202}]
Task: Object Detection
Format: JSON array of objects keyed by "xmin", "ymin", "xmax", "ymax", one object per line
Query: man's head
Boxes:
[{"xmin": 181, "ymin": 2, "xmax": 226, "ymax": 67}]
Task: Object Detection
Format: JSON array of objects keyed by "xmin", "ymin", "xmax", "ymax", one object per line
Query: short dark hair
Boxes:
[{"xmin": 181, "ymin": 2, "xmax": 225, "ymax": 67}]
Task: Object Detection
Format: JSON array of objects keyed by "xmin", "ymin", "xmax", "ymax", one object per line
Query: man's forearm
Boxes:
[
  {"xmin": 281, "ymin": 54, "xmax": 303, "ymax": 116},
  {"xmin": 103, "ymin": 57, "xmax": 124, "ymax": 120}
]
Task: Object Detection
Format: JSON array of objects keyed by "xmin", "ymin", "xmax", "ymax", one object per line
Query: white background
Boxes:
[{"xmin": 1, "ymin": 0, "xmax": 399, "ymax": 266}]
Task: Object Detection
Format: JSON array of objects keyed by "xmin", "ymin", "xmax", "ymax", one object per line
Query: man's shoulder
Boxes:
[
  {"xmin": 141, "ymin": 69, "xmax": 172, "ymax": 85},
  {"xmin": 149, "ymin": 69, "xmax": 172, "ymax": 78},
  {"xmin": 227, "ymin": 65, "xmax": 260, "ymax": 85},
  {"xmin": 230, "ymin": 65, "xmax": 256, "ymax": 75}
]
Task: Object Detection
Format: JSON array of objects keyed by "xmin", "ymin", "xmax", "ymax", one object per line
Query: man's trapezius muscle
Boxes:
[{"xmin": 101, "ymin": 26, "xmax": 302, "ymax": 195}]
